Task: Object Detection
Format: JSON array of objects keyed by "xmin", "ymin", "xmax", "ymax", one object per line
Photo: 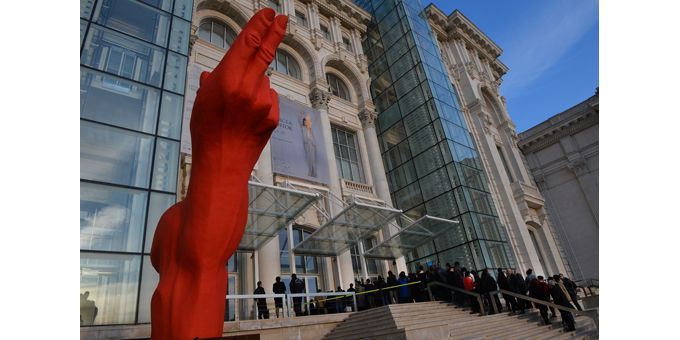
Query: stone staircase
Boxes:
[{"xmin": 323, "ymin": 301, "xmax": 598, "ymax": 340}]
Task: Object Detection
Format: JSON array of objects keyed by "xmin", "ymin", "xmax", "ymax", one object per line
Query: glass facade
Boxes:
[
  {"xmin": 80, "ymin": 0, "xmax": 192, "ymax": 326},
  {"xmin": 356, "ymin": 0, "xmax": 516, "ymax": 273}
]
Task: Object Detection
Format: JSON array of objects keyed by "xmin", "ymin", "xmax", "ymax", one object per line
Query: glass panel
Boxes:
[
  {"xmin": 81, "ymin": 121, "xmax": 154, "ymax": 188},
  {"xmin": 279, "ymin": 229, "xmax": 289, "ymax": 273},
  {"xmin": 419, "ymin": 166, "xmax": 451, "ymax": 200},
  {"xmin": 412, "ymin": 147, "xmax": 444, "ymax": 178},
  {"xmin": 225, "ymin": 275, "xmax": 236, "ymax": 321},
  {"xmin": 164, "ymin": 52, "xmax": 187, "ymax": 93},
  {"xmin": 81, "ymin": 67, "xmax": 160, "ymax": 134},
  {"xmin": 95, "ymin": 0, "xmax": 171, "ymax": 46},
  {"xmin": 137, "ymin": 255, "xmax": 159, "ymax": 323},
  {"xmin": 211, "ymin": 22, "xmax": 225, "ymax": 48},
  {"xmin": 151, "ymin": 138, "xmax": 180, "ymax": 192},
  {"xmin": 81, "ymin": 25, "xmax": 166, "ymax": 87},
  {"xmin": 144, "ymin": 192, "xmax": 177, "ymax": 253},
  {"xmin": 173, "ymin": 0, "xmax": 192, "ymax": 20},
  {"xmin": 425, "ymin": 190, "xmax": 458, "ymax": 219},
  {"xmin": 169, "ymin": 17, "xmax": 190, "ymax": 55},
  {"xmin": 437, "ymin": 244, "xmax": 475, "ymax": 272},
  {"xmin": 158, "ymin": 91, "xmax": 183, "ymax": 139},
  {"xmin": 198, "ymin": 22, "xmax": 211, "ymax": 42},
  {"xmin": 81, "ymin": 182, "xmax": 147, "ymax": 252},
  {"xmin": 408, "ymin": 124, "xmax": 437, "ymax": 156},
  {"xmin": 80, "ymin": 253, "xmax": 141, "ymax": 325}
]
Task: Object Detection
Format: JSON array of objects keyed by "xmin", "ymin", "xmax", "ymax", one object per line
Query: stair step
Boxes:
[{"xmin": 323, "ymin": 301, "xmax": 597, "ymax": 340}]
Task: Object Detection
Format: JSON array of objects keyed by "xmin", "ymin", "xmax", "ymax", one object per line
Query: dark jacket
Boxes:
[
  {"xmin": 550, "ymin": 284, "xmax": 573, "ymax": 307},
  {"xmin": 497, "ymin": 273, "xmax": 509, "ymax": 290},
  {"xmin": 387, "ymin": 274, "xmax": 398, "ymax": 288},
  {"xmin": 529, "ymin": 280, "xmax": 550, "ymax": 301},
  {"xmin": 273, "ymin": 281, "xmax": 286, "ymax": 294},
  {"xmin": 254, "ymin": 286, "xmax": 267, "ymax": 308},
  {"xmin": 290, "ymin": 277, "xmax": 305, "ymax": 294}
]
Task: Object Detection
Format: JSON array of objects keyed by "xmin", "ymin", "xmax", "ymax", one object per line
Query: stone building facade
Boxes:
[
  {"xmin": 81, "ymin": 0, "xmax": 577, "ymax": 335},
  {"xmin": 518, "ymin": 91, "xmax": 599, "ymax": 281}
]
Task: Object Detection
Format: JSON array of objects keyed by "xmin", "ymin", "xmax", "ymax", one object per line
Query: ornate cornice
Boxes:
[
  {"xmin": 358, "ymin": 108, "xmax": 378, "ymax": 129},
  {"xmin": 306, "ymin": 0, "xmax": 371, "ymax": 33},
  {"xmin": 309, "ymin": 87, "xmax": 331, "ymax": 109},
  {"xmin": 518, "ymin": 93, "xmax": 599, "ymax": 154}
]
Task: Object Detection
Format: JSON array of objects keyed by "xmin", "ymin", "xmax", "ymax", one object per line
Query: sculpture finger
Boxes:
[
  {"xmin": 255, "ymin": 88, "xmax": 280, "ymax": 135},
  {"xmin": 248, "ymin": 14, "xmax": 288, "ymax": 78},
  {"xmin": 213, "ymin": 8, "xmax": 275, "ymax": 82}
]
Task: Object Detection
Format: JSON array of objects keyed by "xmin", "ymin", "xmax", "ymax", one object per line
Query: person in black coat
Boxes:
[
  {"xmin": 447, "ymin": 263, "xmax": 464, "ymax": 305},
  {"xmin": 254, "ymin": 281, "xmax": 269, "ymax": 319},
  {"xmin": 549, "ymin": 276, "xmax": 576, "ymax": 331},
  {"xmin": 479, "ymin": 269, "xmax": 502, "ymax": 314},
  {"xmin": 272, "ymin": 276, "xmax": 286, "ymax": 318},
  {"xmin": 365, "ymin": 278, "xmax": 377, "ymax": 308},
  {"xmin": 497, "ymin": 268, "xmax": 517, "ymax": 313},
  {"xmin": 559, "ymin": 274, "xmax": 583, "ymax": 310},
  {"xmin": 508, "ymin": 271, "xmax": 526, "ymax": 314},
  {"xmin": 386, "ymin": 271, "xmax": 398, "ymax": 304},
  {"xmin": 289, "ymin": 274, "xmax": 305, "ymax": 316}
]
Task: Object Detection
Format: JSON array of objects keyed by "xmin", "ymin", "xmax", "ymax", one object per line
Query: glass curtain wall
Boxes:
[
  {"xmin": 356, "ymin": 0, "xmax": 516, "ymax": 274},
  {"xmin": 80, "ymin": 0, "xmax": 193, "ymax": 326}
]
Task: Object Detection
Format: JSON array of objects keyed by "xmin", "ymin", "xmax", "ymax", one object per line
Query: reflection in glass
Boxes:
[
  {"xmin": 137, "ymin": 256, "xmax": 158, "ymax": 323},
  {"xmin": 151, "ymin": 138, "xmax": 180, "ymax": 192},
  {"xmin": 169, "ymin": 17, "xmax": 191, "ymax": 55},
  {"xmin": 158, "ymin": 91, "xmax": 183, "ymax": 139},
  {"xmin": 81, "ymin": 19, "xmax": 88, "ymax": 45},
  {"xmin": 81, "ymin": 68, "xmax": 160, "ymax": 134},
  {"xmin": 80, "ymin": 252, "xmax": 141, "ymax": 325},
  {"xmin": 81, "ymin": 25, "xmax": 166, "ymax": 87},
  {"xmin": 95, "ymin": 0, "xmax": 170, "ymax": 47},
  {"xmin": 81, "ymin": 0, "xmax": 96, "ymax": 19},
  {"xmin": 164, "ymin": 52, "xmax": 187, "ymax": 93},
  {"xmin": 81, "ymin": 182, "xmax": 147, "ymax": 252},
  {"xmin": 80, "ymin": 121, "xmax": 154, "ymax": 188},
  {"xmin": 174, "ymin": 0, "xmax": 193, "ymax": 20},
  {"xmin": 144, "ymin": 192, "xmax": 176, "ymax": 253}
]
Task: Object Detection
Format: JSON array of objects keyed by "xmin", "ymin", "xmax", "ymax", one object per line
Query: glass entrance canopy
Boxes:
[
  {"xmin": 363, "ymin": 215, "xmax": 459, "ymax": 259},
  {"xmin": 293, "ymin": 200, "xmax": 402, "ymax": 256},
  {"xmin": 238, "ymin": 181, "xmax": 320, "ymax": 251}
]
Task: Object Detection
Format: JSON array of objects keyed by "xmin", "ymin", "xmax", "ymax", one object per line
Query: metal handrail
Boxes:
[
  {"xmin": 492, "ymin": 289, "xmax": 599, "ymax": 329},
  {"xmin": 287, "ymin": 292, "xmax": 358, "ymax": 316},
  {"xmin": 426, "ymin": 281, "xmax": 488, "ymax": 316},
  {"xmin": 226, "ymin": 293, "xmax": 289, "ymax": 319}
]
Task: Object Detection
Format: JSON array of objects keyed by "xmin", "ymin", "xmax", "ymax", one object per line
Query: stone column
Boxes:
[
  {"xmin": 309, "ymin": 87, "xmax": 355, "ymax": 285},
  {"xmin": 358, "ymin": 108, "xmax": 391, "ymax": 205},
  {"xmin": 358, "ymin": 108, "xmax": 407, "ymax": 273}
]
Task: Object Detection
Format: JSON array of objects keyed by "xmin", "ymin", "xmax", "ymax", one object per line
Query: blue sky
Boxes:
[{"xmin": 426, "ymin": 0, "xmax": 599, "ymax": 132}]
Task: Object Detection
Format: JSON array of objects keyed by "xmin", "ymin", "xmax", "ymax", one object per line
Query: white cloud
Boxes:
[{"xmin": 499, "ymin": 0, "xmax": 598, "ymax": 98}]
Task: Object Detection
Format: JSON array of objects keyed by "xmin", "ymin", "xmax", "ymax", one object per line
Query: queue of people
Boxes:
[{"xmin": 251, "ymin": 264, "xmax": 584, "ymax": 332}]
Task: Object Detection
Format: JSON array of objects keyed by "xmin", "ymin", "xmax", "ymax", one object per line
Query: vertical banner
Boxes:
[{"xmin": 271, "ymin": 98, "xmax": 330, "ymax": 184}]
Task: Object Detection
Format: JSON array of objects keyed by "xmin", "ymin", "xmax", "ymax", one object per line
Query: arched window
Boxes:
[
  {"xmin": 198, "ymin": 19, "xmax": 237, "ymax": 50},
  {"xmin": 272, "ymin": 49, "xmax": 302, "ymax": 80},
  {"xmin": 326, "ymin": 73, "xmax": 350, "ymax": 101}
]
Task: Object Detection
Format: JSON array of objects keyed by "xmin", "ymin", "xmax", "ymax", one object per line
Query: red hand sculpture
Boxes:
[{"xmin": 150, "ymin": 9, "xmax": 288, "ymax": 339}]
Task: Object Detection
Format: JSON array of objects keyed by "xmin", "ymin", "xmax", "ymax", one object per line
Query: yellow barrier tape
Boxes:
[{"xmin": 299, "ymin": 281, "xmax": 423, "ymax": 306}]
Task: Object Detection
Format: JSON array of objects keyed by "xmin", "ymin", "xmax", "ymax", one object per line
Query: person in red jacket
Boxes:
[
  {"xmin": 529, "ymin": 276, "xmax": 552, "ymax": 325},
  {"xmin": 463, "ymin": 271, "xmax": 479, "ymax": 313}
]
